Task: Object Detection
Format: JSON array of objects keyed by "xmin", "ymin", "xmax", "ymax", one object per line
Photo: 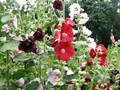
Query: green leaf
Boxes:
[
  {"xmin": 0, "ymin": 41, "xmax": 18, "ymax": 52},
  {"xmin": 14, "ymin": 53, "xmax": 31, "ymax": 62},
  {"xmin": 12, "ymin": 69, "xmax": 26, "ymax": 80},
  {"xmin": 0, "ymin": 4, "xmax": 4, "ymax": 13},
  {"xmin": 24, "ymin": 81, "xmax": 40, "ymax": 90},
  {"xmin": 1, "ymin": 15, "xmax": 11, "ymax": 23}
]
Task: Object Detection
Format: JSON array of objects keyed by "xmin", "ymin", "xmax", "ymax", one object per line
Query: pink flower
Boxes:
[
  {"xmin": 18, "ymin": 78, "xmax": 25, "ymax": 87},
  {"xmin": 13, "ymin": 16, "xmax": 17, "ymax": 28},
  {"xmin": 110, "ymin": 34, "xmax": 115, "ymax": 44},
  {"xmin": 2, "ymin": 24, "xmax": 10, "ymax": 33},
  {"xmin": 48, "ymin": 69, "xmax": 61, "ymax": 86}
]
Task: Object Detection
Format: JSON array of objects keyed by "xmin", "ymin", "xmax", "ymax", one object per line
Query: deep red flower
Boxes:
[
  {"xmin": 53, "ymin": 23, "xmax": 59, "ymax": 29},
  {"xmin": 53, "ymin": 0, "xmax": 63, "ymax": 10},
  {"xmin": 99, "ymin": 56, "xmax": 106, "ymax": 66},
  {"xmin": 92, "ymin": 85, "xmax": 96, "ymax": 90},
  {"xmin": 89, "ymin": 48, "xmax": 96, "ymax": 58},
  {"xmin": 107, "ymin": 81, "xmax": 110, "ymax": 90},
  {"xmin": 60, "ymin": 23, "xmax": 73, "ymax": 42},
  {"xmin": 33, "ymin": 28, "xmax": 45, "ymax": 41},
  {"xmin": 50, "ymin": 31, "xmax": 60, "ymax": 47},
  {"xmin": 96, "ymin": 44, "xmax": 107, "ymax": 58},
  {"xmin": 18, "ymin": 36, "xmax": 37, "ymax": 53},
  {"xmin": 55, "ymin": 42, "xmax": 74, "ymax": 61}
]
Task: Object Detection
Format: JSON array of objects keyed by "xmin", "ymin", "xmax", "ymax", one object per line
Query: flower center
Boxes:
[
  {"xmin": 74, "ymin": 7, "xmax": 78, "ymax": 11},
  {"xmin": 62, "ymin": 33, "xmax": 67, "ymax": 37},
  {"xmin": 61, "ymin": 48, "xmax": 66, "ymax": 53}
]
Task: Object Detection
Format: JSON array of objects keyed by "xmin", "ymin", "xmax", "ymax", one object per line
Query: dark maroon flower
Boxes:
[
  {"xmin": 81, "ymin": 84, "xmax": 86, "ymax": 90},
  {"xmin": 66, "ymin": 80, "xmax": 73, "ymax": 84},
  {"xmin": 18, "ymin": 37, "xmax": 37, "ymax": 53},
  {"xmin": 111, "ymin": 69, "xmax": 119, "ymax": 75},
  {"xmin": 53, "ymin": 0, "xmax": 63, "ymax": 10},
  {"xmin": 33, "ymin": 28, "xmax": 45, "ymax": 41},
  {"xmin": 85, "ymin": 76, "xmax": 92, "ymax": 83},
  {"xmin": 28, "ymin": 36, "xmax": 35, "ymax": 42},
  {"xmin": 87, "ymin": 59, "xmax": 93, "ymax": 66},
  {"xmin": 74, "ymin": 48, "xmax": 77, "ymax": 51}
]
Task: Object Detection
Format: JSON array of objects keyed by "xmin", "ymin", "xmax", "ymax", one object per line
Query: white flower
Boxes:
[
  {"xmin": 13, "ymin": 16, "xmax": 17, "ymax": 28},
  {"xmin": 87, "ymin": 37, "xmax": 94, "ymax": 43},
  {"xmin": 82, "ymin": 26, "xmax": 92, "ymax": 36},
  {"xmin": 28, "ymin": 0, "xmax": 36, "ymax": 6},
  {"xmin": 18, "ymin": 78, "xmax": 25, "ymax": 87},
  {"xmin": 79, "ymin": 13, "xmax": 89, "ymax": 24},
  {"xmin": 15, "ymin": 0, "xmax": 27, "ymax": 10},
  {"xmin": 64, "ymin": 66, "xmax": 74, "ymax": 75},
  {"xmin": 2, "ymin": 24, "xmax": 10, "ymax": 33},
  {"xmin": 69, "ymin": 3, "xmax": 81, "ymax": 15},
  {"xmin": 87, "ymin": 38, "xmax": 96, "ymax": 49},
  {"xmin": 48, "ymin": 69, "xmax": 61, "ymax": 86},
  {"xmin": 69, "ymin": 3, "xmax": 84, "ymax": 20},
  {"xmin": 0, "ymin": 0, "xmax": 6, "ymax": 3}
]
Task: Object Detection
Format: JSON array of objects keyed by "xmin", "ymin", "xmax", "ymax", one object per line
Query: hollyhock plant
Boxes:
[
  {"xmin": 96, "ymin": 44, "xmax": 107, "ymax": 58},
  {"xmin": 55, "ymin": 42, "xmax": 74, "ymax": 61},
  {"xmin": 33, "ymin": 28, "xmax": 45, "ymax": 41},
  {"xmin": 15, "ymin": 0, "xmax": 27, "ymax": 10},
  {"xmin": 50, "ymin": 31, "xmax": 60, "ymax": 47},
  {"xmin": 87, "ymin": 38, "xmax": 96, "ymax": 49},
  {"xmin": 79, "ymin": 13, "xmax": 89, "ymax": 24},
  {"xmin": 60, "ymin": 23, "xmax": 73, "ymax": 42},
  {"xmin": 82, "ymin": 26, "xmax": 92, "ymax": 36},
  {"xmin": 85, "ymin": 76, "xmax": 92, "ymax": 83},
  {"xmin": 48, "ymin": 69, "xmax": 61, "ymax": 86},
  {"xmin": 111, "ymin": 69, "xmax": 119, "ymax": 75},
  {"xmin": 53, "ymin": 0, "xmax": 63, "ymax": 10},
  {"xmin": 2, "ymin": 24, "xmax": 10, "ymax": 33},
  {"xmin": 0, "ymin": 0, "xmax": 6, "ymax": 4},
  {"xmin": 65, "ymin": 18, "xmax": 75, "ymax": 26},
  {"xmin": 99, "ymin": 56, "xmax": 107, "ymax": 66},
  {"xmin": 69, "ymin": 3, "xmax": 84, "ymax": 20},
  {"xmin": 110, "ymin": 34, "xmax": 116, "ymax": 44},
  {"xmin": 86, "ymin": 59, "xmax": 94, "ymax": 66},
  {"xmin": 64, "ymin": 66, "xmax": 74, "ymax": 75},
  {"xmin": 18, "ymin": 36, "xmax": 37, "ymax": 53},
  {"xmin": 13, "ymin": 16, "xmax": 17, "ymax": 28},
  {"xmin": 89, "ymin": 48, "xmax": 96, "ymax": 58},
  {"xmin": 18, "ymin": 78, "xmax": 25, "ymax": 87}
]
